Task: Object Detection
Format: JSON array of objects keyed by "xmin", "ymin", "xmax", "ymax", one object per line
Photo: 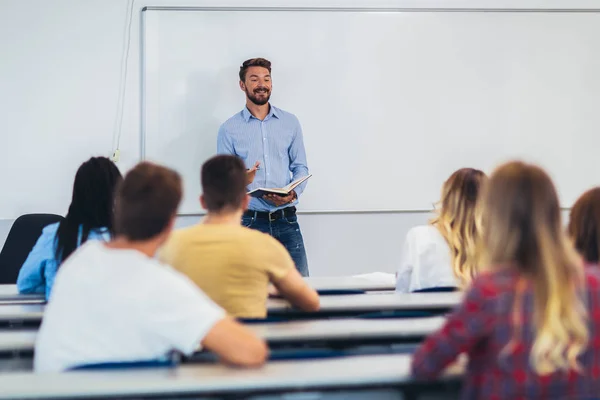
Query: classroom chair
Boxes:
[{"xmin": 0, "ymin": 214, "xmax": 64, "ymax": 284}]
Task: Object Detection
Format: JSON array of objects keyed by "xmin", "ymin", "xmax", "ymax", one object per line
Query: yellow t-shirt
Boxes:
[{"xmin": 159, "ymin": 224, "xmax": 294, "ymax": 318}]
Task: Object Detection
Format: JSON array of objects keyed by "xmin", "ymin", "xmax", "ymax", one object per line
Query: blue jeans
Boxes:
[{"xmin": 242, "ymin": 213, "xmax": 309, "ymax": 277}]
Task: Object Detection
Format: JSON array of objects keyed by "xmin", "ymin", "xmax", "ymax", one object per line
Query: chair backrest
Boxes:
[{"xmin": 0, "ymin": 214, "xmax": 64, "ymax": 284}]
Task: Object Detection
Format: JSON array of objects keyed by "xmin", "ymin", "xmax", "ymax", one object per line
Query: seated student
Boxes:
[
  {"xmin": 396, "ymin": 168, "xmax": 486, "ymax": 293},
  {"xmin": 568, "ymin": 187, "xmax": 600, "ymax": 265},
  {"xmin": 34, "ymin": 162, "xmax": 267, "ymax": 372},
  {"xmin": 18, "ymin": 157, "xmax": 122, "ymax": 300},
  {"xmin": 160, "ymin": 155, "xmax": 319, "ymax": 319},
  {"xmin": 412, "ymin": 161, "xmax": 600, "ymax": 398}
]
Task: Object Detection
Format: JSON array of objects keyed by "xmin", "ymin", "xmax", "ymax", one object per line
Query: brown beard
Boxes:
[{"xmin": 246, "ymin": 88, "xmax": 270, "ymax": 106}]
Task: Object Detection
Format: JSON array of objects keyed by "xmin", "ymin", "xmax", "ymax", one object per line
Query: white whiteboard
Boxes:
[{"xmin": 142, "ymin": 9, "xmax": 600, "ymax": 214}]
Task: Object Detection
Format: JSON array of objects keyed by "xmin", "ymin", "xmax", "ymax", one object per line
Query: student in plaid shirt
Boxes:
[{"xmin": 412, "ymin": 161, "xmax": 600, "ymax": 399}]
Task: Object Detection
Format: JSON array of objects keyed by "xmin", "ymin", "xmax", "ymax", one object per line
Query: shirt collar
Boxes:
[{"xmin": 242, "ymin": 104, "xmax": 279, "ymax": 122}]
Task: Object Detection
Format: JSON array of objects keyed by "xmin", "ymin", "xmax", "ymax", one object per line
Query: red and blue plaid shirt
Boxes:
[{"xmin": 412, "ymin": 267, "xmax": 600, "ymax": 399}]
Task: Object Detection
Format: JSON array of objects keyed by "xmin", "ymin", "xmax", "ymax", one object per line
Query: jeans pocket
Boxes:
[
  {"xmin": 283, "ymin": 215, "xmax": 298, "ymax": 225},
  {"xmin": 242, "ymin": 216, "xmax": 254, "ymax": 228}
]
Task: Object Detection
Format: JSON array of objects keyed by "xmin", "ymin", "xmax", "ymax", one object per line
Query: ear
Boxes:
[
  {"xmin": 200, "ymin": 194, "xmax": 208, "ymax": 210},
  {"xmin": 239, "ymin": 80, "xmax": 246, "ymax": 91}
]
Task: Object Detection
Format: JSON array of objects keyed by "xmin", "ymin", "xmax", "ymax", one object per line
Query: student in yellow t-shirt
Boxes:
[{"xmin": 160, "ymin": 155, "xmax": 320, "ymax": 319}]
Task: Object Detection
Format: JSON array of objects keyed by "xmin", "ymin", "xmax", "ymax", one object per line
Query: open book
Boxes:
[{"xmin": 248, "ymin": 175, "xmax": 312, "ymax": 198}]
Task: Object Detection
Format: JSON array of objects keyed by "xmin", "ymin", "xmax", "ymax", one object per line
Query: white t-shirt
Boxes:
[
  {"xmin": 395, "ymin": 225, "xmax": 458, "ymax": 293},
  {"xmin": 34, "ymin": 241, "xmax": 225, "ymax": 372}
]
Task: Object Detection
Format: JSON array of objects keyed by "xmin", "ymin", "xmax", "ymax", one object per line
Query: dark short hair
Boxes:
[
  {"xmin": 201, "ymin": 155, "xmax": 247, "ymax": 212},
  {"xmin": 239, "ymin": 58, "xmax": 271, "ymax": 82},
  {"xmin": 568, "ymin": 187, "xmax": 600, "ymax": 263},
  {"xmin": 113, "ymin": 162, "xmax": 182, "ymax": 240}
]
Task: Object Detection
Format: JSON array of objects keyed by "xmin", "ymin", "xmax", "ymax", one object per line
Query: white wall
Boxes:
[
  {"xmin": 0, "ymin": 0, "xmax": 129, "ymax": 219},
  {"xmin": 0, "ymin": 0, "xmax": 593, "ymax": 276}
]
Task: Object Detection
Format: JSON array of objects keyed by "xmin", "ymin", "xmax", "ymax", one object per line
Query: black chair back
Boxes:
[{"xmin": 0, "ymin": 214, "xmax": 64, "ymax": 284}]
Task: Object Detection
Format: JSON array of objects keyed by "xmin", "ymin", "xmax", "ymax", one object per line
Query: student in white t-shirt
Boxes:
[
  {"xmin": 396, "ymin": 168, "xmax": 487, "ymax": 293},
  {"xmin": 35, "ymin": 162, "xmax": 268, "ymax": 372}
]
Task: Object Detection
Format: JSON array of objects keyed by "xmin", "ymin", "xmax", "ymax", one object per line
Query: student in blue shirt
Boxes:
[{"xmin": 17, "ymin": 157, "xmax": 122, "ymax": 300}]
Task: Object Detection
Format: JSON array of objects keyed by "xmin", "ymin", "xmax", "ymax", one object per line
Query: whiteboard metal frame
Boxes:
[{"xmin": 139, "ymin": 6, "xmax": 598, "ymax": 215}]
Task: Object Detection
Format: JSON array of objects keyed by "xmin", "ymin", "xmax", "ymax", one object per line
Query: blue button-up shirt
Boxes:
[
  {"xmin": 217, "ymin": 105, "xmax": 309, "ymax": 212},
  {"xmin": 17, "ymin": 222, "xmax": 110, "ymax": 300}
]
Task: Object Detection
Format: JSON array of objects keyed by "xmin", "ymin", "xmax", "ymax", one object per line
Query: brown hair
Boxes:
[
  {"xmin": 201, "ymin": 155, "xmax": 247, "ymax": 213},
  {"xmin": 113, "ymin": 162, "xmax": 182, "ymax": 240},
  {"xmin": 239, "ymin": 58, "xmax": 271, "ymax": 82},
  {"xmin": 431, "ymin": 168, "xmax": 487, "ymax": 287},
  {"xmin": 481, "ymin": 161, "xmax": 586, "ymax": 375},
  {"xmin": 568, "ymin": 187, "xmax": 600, "ymax": 264}
]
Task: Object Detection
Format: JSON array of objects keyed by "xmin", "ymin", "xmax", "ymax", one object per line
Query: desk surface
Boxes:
[
  {"xmin": 0, "ymin": 353, "xmax": 462, "ymax": 400},
  {"xmin": 0, "ymin": 277, "xmax": 390, "ymax": 304},
  {"xmin": 0, "ymin": 330, "xmax": 37, "ymax": 352},
  {"xmin": 305, "ymin": 275, "xmax": 396, "ymax": 291},
  {"xmin": 268, "ymin": 292, "xmax": 462, "ymax": 314},
  {"xmin": 248, "ymin": 317, "xmax": 445, "ymax": 342},
  {"xmin": 0, "ymin": 317, "xmax": 445, "ymax": 354},
  {"xmin": 0, "ymin": 286, "xmax": 45, "ymax": 305},
  {"xmin": 0, "ymin": 293, "xmax": 459, "ymax": 323}
]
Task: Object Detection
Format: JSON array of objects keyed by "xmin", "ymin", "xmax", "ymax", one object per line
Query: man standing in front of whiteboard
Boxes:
[{"xmin": 217, "ymin": 58, "xmax": 310, "ymax": 276}]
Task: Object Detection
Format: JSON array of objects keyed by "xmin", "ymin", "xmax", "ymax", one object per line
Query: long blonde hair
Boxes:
[
  {"xmin": 481, "ymin": 161, "xmax": 587, "ymax": 375},
  {"xmin": 431, "ymin": 168, "xmax": 486, "ymax": 287}
]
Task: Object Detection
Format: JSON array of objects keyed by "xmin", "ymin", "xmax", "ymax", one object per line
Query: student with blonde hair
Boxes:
[
  {"xmin": 412, "ymin": 161, "xmax": 600, "ymax": 398},
  {"xmin": 568, "ymin": 187, "xmax": 600, "ymax": 265},
  {"xmin": 396, "ymin": 168, "xmax": 486, "ymax": 292}
]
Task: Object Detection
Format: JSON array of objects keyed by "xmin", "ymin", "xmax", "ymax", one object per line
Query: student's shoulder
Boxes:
[
  {"xmin": 165, "ymin": 225, "xmax": 199, "ymax": 245},
  {"xmin": 41, "ymin": 222, "xmax": 60, "ymax": 237},
  {"xmin": 31, "ymin": 222, "xmax": 61, "ymax": 248},
  {"xmin": 406, "ymin": 224, "xmax": 442, "ymax": 243},
  {"xmin": 135, "ymin": 258, "xmax": 216, "ymax": 309},
  {"xmin": 468, "ymin": 269, "xmax": 515, "ymax": 300},
  {"xmin": 56, "ymin": 241, "xmax": 102, "ymax": 273},
  {"xmin": 144, "ymin": 256, "xmax": 194, "ymax": 287}
]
